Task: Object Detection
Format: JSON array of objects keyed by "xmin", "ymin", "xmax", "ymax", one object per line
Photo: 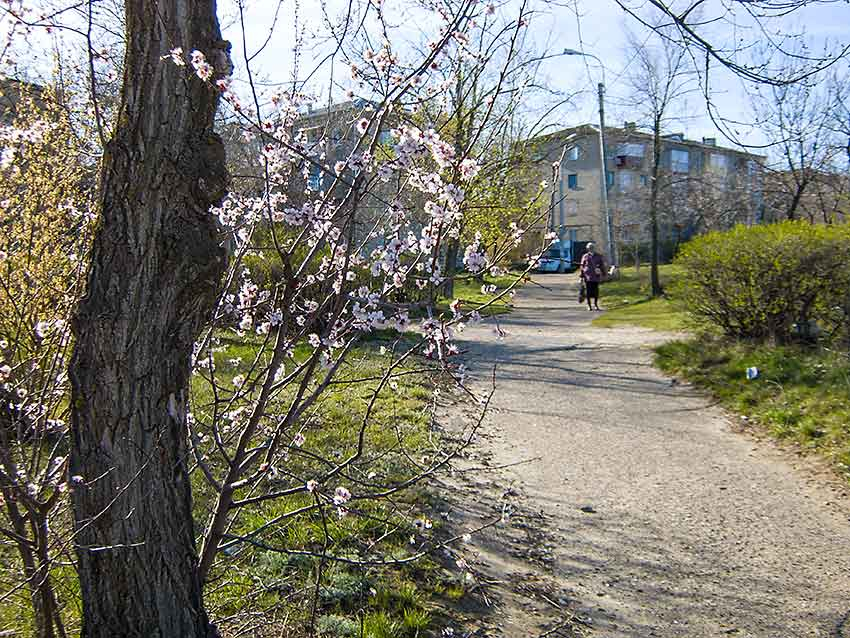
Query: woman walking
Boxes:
[{"xmin": 580, "ymin": 242, "xmax": 606, "ymax": 311}]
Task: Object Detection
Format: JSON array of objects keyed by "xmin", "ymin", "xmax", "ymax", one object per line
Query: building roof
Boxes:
[
  {"xmin": 296, "ymin": 99, "xmax": 379, "ymax": 121},
  {"xmin": 529, "ymin": 123, "xmax": 765, "ymax": 161}
]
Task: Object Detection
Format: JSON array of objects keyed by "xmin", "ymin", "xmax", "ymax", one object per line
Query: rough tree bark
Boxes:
[{"xmin": 68, "ymin": 1, "xmax": 229, "ymax": 636}]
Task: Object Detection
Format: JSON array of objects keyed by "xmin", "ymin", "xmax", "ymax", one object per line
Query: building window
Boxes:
[
  {"xmin": 567, "ymin": 146, "xmax": 580, "ymax": 161},
  {"xmin": 567, "ymin": 174, "xmax": 578, "ymax": 190},
  {"xmin": 307, "ymin": 164, "xmax": 322, "ymax": 190},
  {"xmin": 709, "ymin": 153, "xmax": 728, "ymax": 171},
  {"xmin": 671, "ymin": 149, "xmax": 689, "ymax": 173},
  {"xmin": 748, "ymin": 159, "xmax": 760, "ymax": 176},
  {"xmin": 616, "ymin": 142, "xmax": 645, "ymax": 158}
]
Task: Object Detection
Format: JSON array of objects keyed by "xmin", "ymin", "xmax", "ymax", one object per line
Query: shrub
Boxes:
[{"xmin": 672, "ymin": 221, "xmax": 850, "ymax": 343}]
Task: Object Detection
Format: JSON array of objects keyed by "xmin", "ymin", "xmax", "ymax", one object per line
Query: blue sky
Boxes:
[
  {"xmin": 223, "ymin": 0, "xmax": 849, "ymax": 154},
  {"xmin": 8, "ymin": 0, "xmax": 846, "ymax": 156}
]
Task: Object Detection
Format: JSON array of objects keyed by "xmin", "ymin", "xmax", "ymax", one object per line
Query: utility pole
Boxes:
[
  {"xmin": 597, "ymin": 82, "xmax": 616, "ymax": 266},
  {"xmin": 556, "ymin": 48, "xmax": 616, "ymax": 265},
  {"xmin": 548, "ymin": 145, "xmax": 568, "ymax": 270}
]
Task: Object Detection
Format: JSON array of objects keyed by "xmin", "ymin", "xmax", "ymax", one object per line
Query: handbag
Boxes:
[{"xmin": 578, "ymin": 279, "xmax": 586, "ymax": 303}]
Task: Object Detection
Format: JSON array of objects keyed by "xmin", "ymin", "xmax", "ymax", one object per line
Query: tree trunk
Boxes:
[
  {"xmin": 650, "ymin": 119, "xmax": 663, "ymax": 297},
  {"xmin": 442, "ymin": 237, "xmax": 460, "ymax": 298},
  {"xmin": 785, "ymin": 179, "xmax": 808, "ymax": 221},
  {"xmin": 6, "ymin": 503, "xmax": 57, "ymax": 638},
  {"xmin": 68, "ymin": 2, "xmax": 229, "ymax": 636}
]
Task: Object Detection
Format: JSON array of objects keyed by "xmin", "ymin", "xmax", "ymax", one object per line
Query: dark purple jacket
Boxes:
[{"xmin": 580, "ymin": 252, "xmax": 605, "ymax": 283}]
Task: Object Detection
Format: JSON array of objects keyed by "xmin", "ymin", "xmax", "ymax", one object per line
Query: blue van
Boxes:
[{"xmin": 535, "ymin": 240, "xmax": 576, "ymax": 273}]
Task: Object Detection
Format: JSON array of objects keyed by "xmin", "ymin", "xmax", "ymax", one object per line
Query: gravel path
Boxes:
[{"xmin": 458, "ymin": 273, "xmax": 850, "ymax": 638}]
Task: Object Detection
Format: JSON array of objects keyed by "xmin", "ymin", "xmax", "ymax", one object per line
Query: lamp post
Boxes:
[{"xmin": 561, "ymin": 49, "xmax": 617, "ymax": 266}]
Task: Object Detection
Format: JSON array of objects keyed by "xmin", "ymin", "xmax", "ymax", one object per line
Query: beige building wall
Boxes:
[
  {"xmin": 527, "ymin": 127, "xmax": 612, "ymax": 259},
  {"xmin": 526, "ymin": 125, "xmax": 765, "ymax": 262}
]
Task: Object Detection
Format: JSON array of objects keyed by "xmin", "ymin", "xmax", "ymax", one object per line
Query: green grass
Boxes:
[
  {"xmin": 656, "ymin": 337, "xmax": 850, "ymax": 481},
  {"xmin": 188, "ymin": 334, "xmax": 463, "ymax": 636},
  {"xmin": 591, "ymin": 264, "xmax": 688, "ymax": 331},
  {"xmin": 0, "ymin": 331, "xmax": 459, "ymax": 636},
  {"xmin": 437, "ymin": 271, "xmax": 527, "ymax": 317}
]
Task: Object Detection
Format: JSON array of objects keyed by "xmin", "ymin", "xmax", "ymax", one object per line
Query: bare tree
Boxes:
[
  {"xmin": 623, "ymin": 27, "xmax": 694, "ymax": 296},
  {"xmin": 752, "ymin": 57, "xmax": 848, "ymax": 223}
]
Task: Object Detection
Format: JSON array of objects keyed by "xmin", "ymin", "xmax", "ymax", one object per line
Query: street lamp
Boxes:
[{"xmin": 559, "ymin": 49, "xmax": 616, "ymax": 266}]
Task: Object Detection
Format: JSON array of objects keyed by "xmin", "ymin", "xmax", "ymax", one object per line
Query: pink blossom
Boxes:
[
  {"xmin": 459, "ymin": 158, "xmax": 480, "ymax": 180},
  {"xmin": 166, "ymin": 47, "xmax": 185, "ymax": 66},
  {"xmin": 333, "ymin": 486, "xmax": 352, "ymax": 505},
  {"xmin": 189, "ymin": 49, "xmax": 214, "ymax": 81}
]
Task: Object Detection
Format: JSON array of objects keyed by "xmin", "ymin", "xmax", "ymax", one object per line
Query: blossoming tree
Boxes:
[{"xmin": 1, "ymin": 0, "xmax": 547, "ymax": 635}]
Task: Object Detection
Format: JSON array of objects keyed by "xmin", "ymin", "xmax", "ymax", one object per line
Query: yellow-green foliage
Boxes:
[
  {"xmin": 0, "ymin": 85, "xmax": 94, "ymax": 343},
  {"xmin": 463, "ymin": 157, "xmax": 538, "ymax": 253},
  {"xmin": 0, "ymin": 83, "xmax": 93, "ymax": 636},
  {"xmin": 672, "ymin": 221, "xmax": 850, "ymax": 343}
]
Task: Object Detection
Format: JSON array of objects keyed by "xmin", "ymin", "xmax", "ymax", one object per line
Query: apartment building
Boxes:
[
  {"xmin": 527, "ymin": 123, "xmax": 765, "ymax": 262},
  {"xmin": 294, "ymin": 99, "xmax": 393, "ymax": 191},
  {"xmin": 290, "ymin": 100, "xmax": 403, "ymax": 244},
  {"xmin": 0, "ymin": 78, "xmax": 47, "ymax": 124}
]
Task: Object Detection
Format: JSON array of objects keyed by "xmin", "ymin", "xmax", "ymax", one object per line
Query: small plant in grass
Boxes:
[
  {"xmin": 403, "ymin": 608, "xmax": 432, "ymax": 634},
  {"xmin": 374, "ymin": 579, "xmax": 423, "ymax": 612},
  {"xmin": 320, "ymin": 570, "xmax": 372, "ymax": 609},
  {"xmin": 317, "ymin": 614, "xmax": 360, "ymax": 637},
  {"xmin": 443, "ymin": 582, "xmax": 468, "ymax": 601},
  {"xmin": 363, "ymin": 611, "xmax": 402, "ymax": 638}
]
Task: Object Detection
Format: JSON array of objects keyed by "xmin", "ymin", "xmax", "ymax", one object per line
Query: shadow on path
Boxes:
[{"xmin": 454, "ymin": 273, "xmax": 850, "ymax": 638}]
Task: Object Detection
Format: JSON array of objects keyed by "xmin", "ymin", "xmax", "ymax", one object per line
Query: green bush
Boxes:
[{"xmin": 672, "ymin": 221, "xmax": 850, "ymax": 343}]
